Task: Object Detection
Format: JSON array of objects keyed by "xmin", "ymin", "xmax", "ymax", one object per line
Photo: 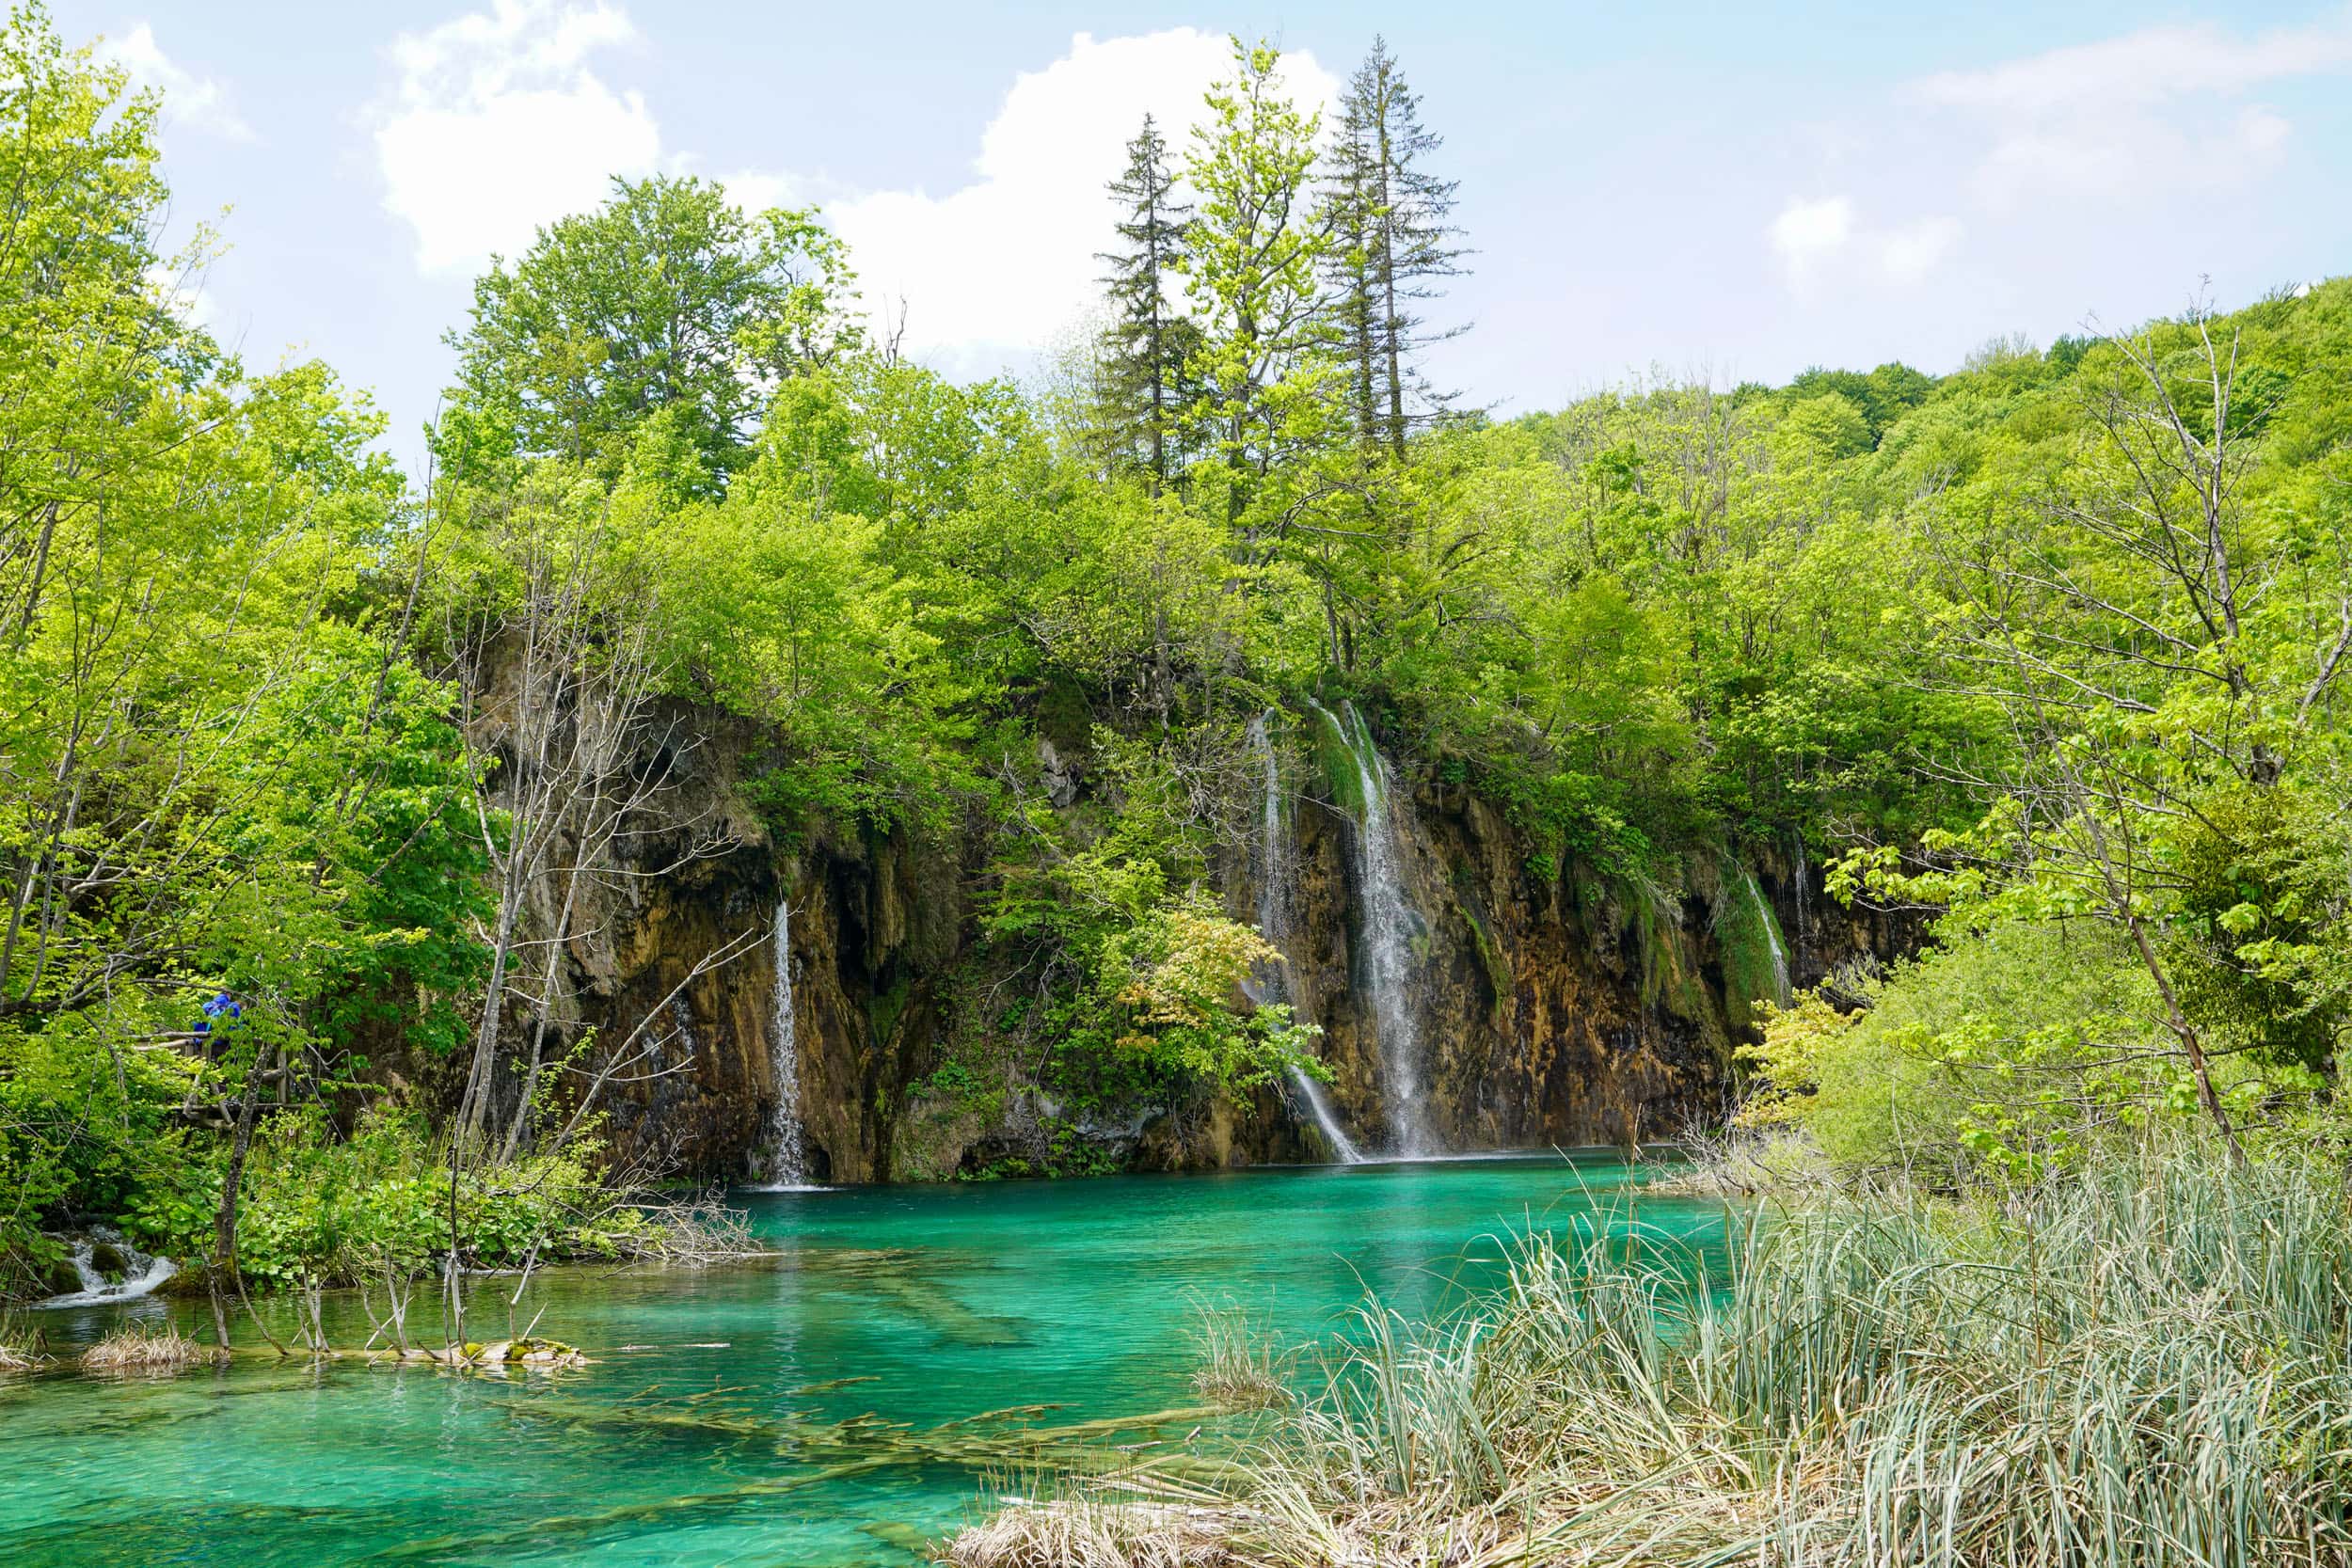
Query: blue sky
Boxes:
[{"xmin": 59, "ymin": 2, "xmax": 2352, "ymax": 471}]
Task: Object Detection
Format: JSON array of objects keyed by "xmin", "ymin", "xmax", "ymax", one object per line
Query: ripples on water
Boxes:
[{"xmin": 0, "ymin": 1153, "xmax": 1724, "ymax": 1566}]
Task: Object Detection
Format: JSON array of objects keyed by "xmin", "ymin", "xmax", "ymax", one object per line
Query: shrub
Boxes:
[
  {"xmin": 122, "ymin": 1109, "xmax": 659, "ymax": 1290},
  {"xmin": 1736, "ymin": 919, "xmax": 2285, "ymax": 1175}
]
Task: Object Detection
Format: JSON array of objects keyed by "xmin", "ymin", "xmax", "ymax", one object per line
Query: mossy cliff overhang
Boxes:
[{"xmin": 559, "ymin": 711, "xmax": 1910, "ymax": 1180}]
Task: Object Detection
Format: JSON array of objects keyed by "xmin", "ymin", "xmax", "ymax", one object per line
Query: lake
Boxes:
[{"xmin": 1, "ymin": 1153, "xmax": 1722, "ymax": 1565}]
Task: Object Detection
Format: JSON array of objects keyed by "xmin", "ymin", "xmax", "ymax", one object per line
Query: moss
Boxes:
[
  {"xmin": 867, "ymin": 975, "xmax": 914, "ymax": 1048},
  {"xmin": 1714, "ymin": 860, "xmax": 1790, "ymax": 1025},
  {"xmin": 1454, "ymin": 873, "xmax": 1514, "ymax": 1029},
  {"xmin": 1629, "ymin": 879, "xmax": 1707, "ymax": 1022},
  {"xmin": 1308, "ymin": 704, "xmax": 1368, "ymax": 819},
  {"xmin": 1470, "ymin": 914, "xmax": 1512, "ymax": 1029}
]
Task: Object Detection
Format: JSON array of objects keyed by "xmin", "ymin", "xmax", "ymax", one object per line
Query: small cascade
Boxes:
[
  {"xmin": 35, "ymin": 1227, "xmax": 176, "ymax": 1308},
  {"xmin": 1245, "ymin": 711, "xmax": 1363, "ymax": 1164},
  {"xmin": 1312, "ymin": 700, "xmax": 1435, "ymax": 1157},
  {"xmin": 752, "ymin": 895, "xmax": 813, "ymax": 1188},
  {"xmin": 1744, "ymin": 866, "xmax": 1793, "ymax": 1009}
]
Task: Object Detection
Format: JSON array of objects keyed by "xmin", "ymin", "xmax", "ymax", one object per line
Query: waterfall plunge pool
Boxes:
[{"xmin": 0, "ymin": 1152, "xmax": 1724, "ymax": 1566}]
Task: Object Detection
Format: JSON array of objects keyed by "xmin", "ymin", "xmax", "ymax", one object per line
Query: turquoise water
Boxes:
[{"xmin": 2, "ymin": 1154, "xmax": 1722, "ymax": 1565}]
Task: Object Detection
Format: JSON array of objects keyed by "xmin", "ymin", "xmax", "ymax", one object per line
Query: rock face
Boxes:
[
  {"xmin": 527, "ymin": 707, "xmax": 1909, "ymax": 1184},
  {"xmin": 1279, "ymin": 777, "xmax": 1715, "ymax": 1157},
  {"xmin": 546, "ymin": 743, "xmax": 967, "ymax": 1185}
]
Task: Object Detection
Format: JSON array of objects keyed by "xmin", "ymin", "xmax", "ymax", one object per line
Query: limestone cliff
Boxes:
[{"xmin": 524, "ymin": 705, "xmax": 1907, "ymax": 1184}]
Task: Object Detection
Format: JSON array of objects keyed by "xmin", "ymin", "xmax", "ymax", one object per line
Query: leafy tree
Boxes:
[
  {"xmin": 1177, "ymin": 38, "xmax": 1335, "ymax": 529},
  {"xmin": 1836, "ymin": 311, "xmax": 2352, "ymax": 1160},
  {"xmin": 0, "ymin": 4, "xmax": 488, "ymax": 1298},
  {"xmin": 1786, "ymin": 362, "xmax": 1932, "ymax": 444},
  {"xmin": 438, "ymin": 174, "xmax": 859, "ymax": 491}
]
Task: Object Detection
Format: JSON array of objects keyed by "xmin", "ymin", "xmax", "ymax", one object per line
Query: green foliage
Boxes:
[
  {"xmin": 13, "ymin": 0, "xmax": 2352, "ymax": 1259},
  {"xmin": 1784, "ymin": 360, "xmax": 1932, "ymax": 443},
  {"xmin": 0, "ymin": 1013, "xmax": 195, "ymax": 1293},
  {"xmin": 1737, "ymin": 918, "xmax": 2300, "ymax": 1175},
  {"xmin": 2166, "ymin": 785, "xmax": 2343, "ymax": 1076},
  {"xmin": 1094, "ymin": 114, "xmax": 1200, "ymax": 489},
  {"xmin": 0, "ymin": 6, "xmax": 492, "ymax": 1287},
  {"xmin": 982, "ymin": 734, "xmax": 1321, "ymax": 1104},
  {"xmin": 438, "ymin": 173, "xmax": 859, "ymax": 488},
  {"xmin": 1177, "ymin": 38, "xmax": 1337, "ymax": 514},
  {"xmin": 124, "ymin": 1110, "xmax": 649, "ymax": 1289}
]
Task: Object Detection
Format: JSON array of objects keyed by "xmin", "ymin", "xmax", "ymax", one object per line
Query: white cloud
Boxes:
[
  {"xmin": 369, "ymin": 16, "xmax": 1343, "ymax": 359},
  {"xmin": 373, "ymin": 0, "xmax": 659, "ymax": 274},
  {"xmin": 1761, "ymin": 15, "xmax": 2352, "ymax": 301},
  {"xmin": 98, "ymin": 24, "xmax": 254, "ymax": 142},
  {"xmin": 711, "ymin": 169, "xmax": 809, "ymax": 220},
  {"xmin": 1911, "ymin": 19, "xmax": 2352, "ymax": 115},
  {"xmin": 2234, "ymin": 105, "xmax": 2292, "ymax": 158},
  {"xmin": 1768, "ymin": 197, "xmax": 1956, "ymax": 290},
  {"xmin": 828, "ymin": 29, "xmax": 1341, "ymax": 360},
  {"xmin": 1879, "ymin": 215, "xmax": 1961, "ymax": 283},
  {"xmin": 1907, "ymin": 17, "xmax": 2348, "ymax": 210},
  {"xmin": 1768, "ymin": 196, "xmax": 1852, "ymax": 278}
]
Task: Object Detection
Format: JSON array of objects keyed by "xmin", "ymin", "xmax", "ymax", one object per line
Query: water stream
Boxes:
[
  {"xmin": 752, "ymin": 894, "xmax": 812, "ymax": 1189},
  {"xmin": 2, "ymin": 1156, "xmax": 1720, "ymax": 1567},
  {"xmin": 1244, "ymin": 710, "xmax": 1363, "ymax": 1164},
  {"xmin": 30, "ymin": 1227, "xmax": 176, "ymax": 1308},
  {"xmin": 1742, "ymin": 866, "xmax": 1793, "ymax": 1009},
  {"xmin": 1311, "ymin": 700, "xmax": 1435, "ymax": 1157}
]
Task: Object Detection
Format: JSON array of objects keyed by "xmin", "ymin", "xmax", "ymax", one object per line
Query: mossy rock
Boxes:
[
  {"xmin": 160, "ymin": 1263, "xmax": 216, "ymax": 1299},
  {"xmin": 42, "ymin": 1257, "xmax": 83, "ymax": 1297}
]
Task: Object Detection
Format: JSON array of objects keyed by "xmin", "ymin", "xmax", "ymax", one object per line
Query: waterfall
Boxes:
[
  {"xmin": 1245, "ymin": 711, "xmax": 1363, "ymax": 1164},
  {"xmin": 35, "ymin": 1227, "xmax": 176, "ymax": 1307},
  {"xmin": 753, "ymin": 895, "xmax": 813, "ymax": 1187},
  {"xmin": 1311, "ymin": 700, "xmax": 1435, "ymax": 1158},
  {"xmin": 1744, "ymin": 867, "xmax": 1793, "ymax": 1009}
]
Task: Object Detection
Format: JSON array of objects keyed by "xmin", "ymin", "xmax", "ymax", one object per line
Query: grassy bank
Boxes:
[{"xmin": 947, "ymin": 1138, "xmax": 2352, "ymax": 1566}]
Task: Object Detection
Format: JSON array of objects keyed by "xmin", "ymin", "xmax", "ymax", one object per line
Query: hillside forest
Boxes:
[{"xmin": 5, "ymin": 4, "xmax": 2352, "ymax": 1309}]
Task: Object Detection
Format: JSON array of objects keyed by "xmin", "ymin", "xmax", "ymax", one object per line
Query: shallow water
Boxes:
[{"xmin": 1, "ymin": 1153, "xmax": 1723, "ymax": 1565}]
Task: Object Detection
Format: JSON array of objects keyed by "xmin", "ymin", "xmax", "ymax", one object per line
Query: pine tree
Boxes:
[
  {"xmin": 1322, "ymin": 115, "xmax": 1383, "ymax": 452},
  {"xmin": 1329, "ymin": 39, "xmax": 1467, "ymax": 459},
  {"xmin": 1096, "ymin": 115, "xmax": 1196, "ymax": 492}
]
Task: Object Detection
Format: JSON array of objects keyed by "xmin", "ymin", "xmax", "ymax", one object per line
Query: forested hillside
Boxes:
[{"xmin": 5, "ymin": 3, "xmax": 2350, "ymax": 1309}]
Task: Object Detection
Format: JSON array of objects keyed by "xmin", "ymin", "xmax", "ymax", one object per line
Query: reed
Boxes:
[
  {"xmin": 1187, "ymin": 1300, "xmax": 1291, "ymax": 1412},
  {"xmin": 947, "ymin": 1135, "xmax": 2352, "ymax": 1566},
  {"xmin": 0, "ymin": 1311, "xmax": 41, "ymax": 1372},
  {"xmin": 80, "ymin": 1320, "xmax": 215, "ymax": 1374}
]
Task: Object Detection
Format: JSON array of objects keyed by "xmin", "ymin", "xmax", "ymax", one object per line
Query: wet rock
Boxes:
[
  {"xmin": 448, "ymin": 683, "xmax": 1918, "ymax": 1185},
  {"xmin": 1037, "ymin": 738, "xmax": 1079, "ymax": 808}
]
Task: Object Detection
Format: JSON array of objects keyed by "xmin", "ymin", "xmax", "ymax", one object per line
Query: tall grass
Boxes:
[
  {"xmin": 0, "ymin": 1309, "xmax": 43, "ymax": 1372},
  {"xmin": 1188, "ymin": 1298, "xmax": 1292, "ymax": 1411},
  {"xmin": 949, "ymin": 1137, "xmax": 2352, "ymax": 1566},
  {"xmin": 81, "ymin": 1320, "xmax": 214, "ymax": 1374}
]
